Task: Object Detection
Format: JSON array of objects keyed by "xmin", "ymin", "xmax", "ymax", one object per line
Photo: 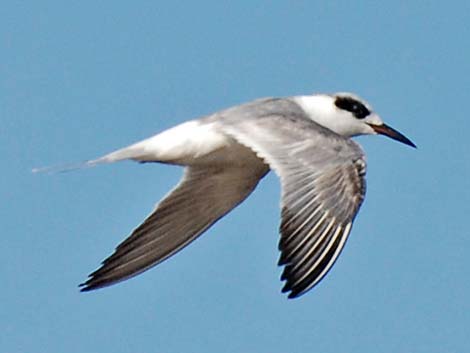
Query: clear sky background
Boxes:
[{"xmin": 2, "ymin": 2, "xmax": 470, "ymax": 352}]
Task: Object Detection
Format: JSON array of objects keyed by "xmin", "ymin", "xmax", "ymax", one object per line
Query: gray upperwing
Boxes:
[
  {"xmin": 80, "ymin": 163, "xmax": 268, "ymax": 291},
  {"xmin": 218, "ymin": 112, "xmax": 366, "ymax": 298}
]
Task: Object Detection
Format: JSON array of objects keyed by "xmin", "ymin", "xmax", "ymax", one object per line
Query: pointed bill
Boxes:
[{"xmin": 369, "ymin": 123, "xmax": 416, "ymax": 148}]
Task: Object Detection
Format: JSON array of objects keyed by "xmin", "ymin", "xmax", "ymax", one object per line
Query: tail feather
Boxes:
[
  {"xmin": 32, "ymin": 134, "xmax": 155, "ymax": 175},
  {"xmin": 32, "ymin": 156, "xmax": 112, "ymax": 174}
]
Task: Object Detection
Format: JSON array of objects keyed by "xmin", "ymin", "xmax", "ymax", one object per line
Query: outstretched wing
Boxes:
[
  {"xmin": 80, "ymin": 164, "xmax": 267, "ymax": 291},
  {"xmin": 220, "ymin": 114, "xmax": 366, "ymax": 298}
]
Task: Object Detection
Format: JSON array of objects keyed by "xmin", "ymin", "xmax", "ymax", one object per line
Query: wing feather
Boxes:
[
  {"xmin": 80, "ymin": 164, "xmax": 267, "ymax": 291},
  {"xmin": 219, "ymin": 111, "xmax": 366, "ymax": 298}
]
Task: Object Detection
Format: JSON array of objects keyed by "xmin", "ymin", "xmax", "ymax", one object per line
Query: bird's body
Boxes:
[{"xmin": 76, "ymin": 93, "xmax": 415, "ymax": 298}]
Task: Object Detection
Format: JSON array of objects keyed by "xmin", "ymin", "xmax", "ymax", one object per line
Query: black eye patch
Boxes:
[{"xmin": 334, "ymin": 96, "xmax": 371, "ymax": 119}]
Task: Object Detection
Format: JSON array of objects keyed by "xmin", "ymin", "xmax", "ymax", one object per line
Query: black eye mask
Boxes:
[{"xmin": 334, "ymin": 96, "xmax": 371, "ymax": 120}]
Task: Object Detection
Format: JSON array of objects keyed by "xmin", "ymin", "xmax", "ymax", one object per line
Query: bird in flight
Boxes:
[{"xmin": 75, "ymin": 92, "xmax": 415, "ymax": 298}]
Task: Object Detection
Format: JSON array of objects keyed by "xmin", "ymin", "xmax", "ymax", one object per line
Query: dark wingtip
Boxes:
[
  {"xmin": 79, "ymin": 282, "xmax": 92, "ymax": 292},
  {"xmin": 287, "ymin": 292, "xmax": 299, "ymax": 299},
  {"xmin": 78, "ymin": 278, "xmax": 102, "ymax": 292},
  {"xmin": 282, "ymin": 285, "xmax": 301, "ymax": 299}
]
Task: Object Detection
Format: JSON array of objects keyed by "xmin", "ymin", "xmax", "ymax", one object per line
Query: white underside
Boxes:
[{"xmin": 96, "ymin": 120, "xmax": 263, "ymax": 167}]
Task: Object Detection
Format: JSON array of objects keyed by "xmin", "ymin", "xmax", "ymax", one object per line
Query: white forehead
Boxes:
[{"xmin": 294, "ymin": 94, "xmax": 337, "ymax": 117}]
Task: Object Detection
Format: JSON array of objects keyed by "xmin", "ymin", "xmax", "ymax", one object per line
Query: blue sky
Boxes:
[{"xmin": 3, "ymin": 1, "xmax": 470, "ymax": 352}]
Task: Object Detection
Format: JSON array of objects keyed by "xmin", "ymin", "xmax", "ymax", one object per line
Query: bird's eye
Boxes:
[{"xmin": 334, "ymin": 97, "xmax": 370, "ymax": 119}]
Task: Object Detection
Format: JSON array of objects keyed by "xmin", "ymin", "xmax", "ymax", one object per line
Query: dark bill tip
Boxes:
[{"xmin": 369, "ymin": 123, "xmax": 416, "ymax": 148}]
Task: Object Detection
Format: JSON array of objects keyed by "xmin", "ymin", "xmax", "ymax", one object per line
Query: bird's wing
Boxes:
[
  {"xmin": 220, "ymin": 114, "xmax": 366, "ymax": 298},
  {"xmin": 80, "ymin": 163, "xmax": 267, "ymax": 291}
]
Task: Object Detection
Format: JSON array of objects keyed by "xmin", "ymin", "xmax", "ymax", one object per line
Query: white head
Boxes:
[{"xmin": 294, "ymin": 92, "xmax": 415, "ymax": 147}]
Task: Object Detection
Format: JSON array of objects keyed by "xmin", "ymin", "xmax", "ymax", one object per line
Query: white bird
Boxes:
[{"xmin": 75, "ymin": 92, "xmax": 415, "ymax": 298}]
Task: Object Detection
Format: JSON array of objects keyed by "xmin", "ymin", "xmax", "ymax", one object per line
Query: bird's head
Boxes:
[{"xmin": 295, "ymin": 92, "xmax": 416, "ymax": 148}]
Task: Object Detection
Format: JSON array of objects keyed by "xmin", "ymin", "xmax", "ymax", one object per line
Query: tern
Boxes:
[{"xmin": 74, "ymin": 92, "xmax": 415, "ymax": 298}]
